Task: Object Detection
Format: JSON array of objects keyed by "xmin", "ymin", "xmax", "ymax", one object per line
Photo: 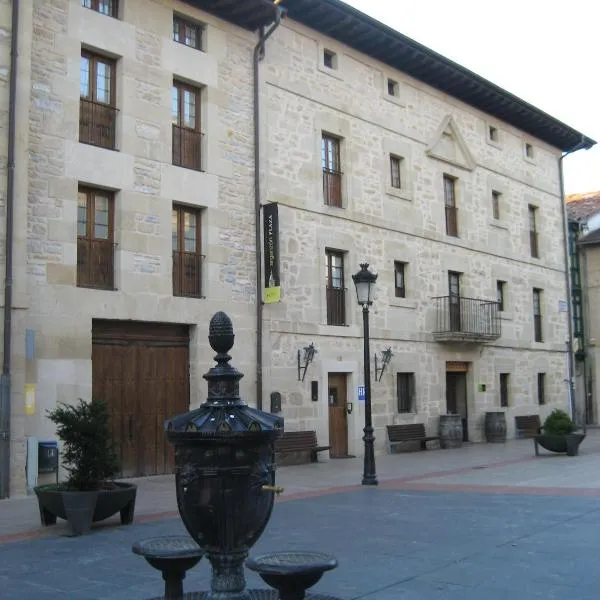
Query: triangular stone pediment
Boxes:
[{"xmin": 425, "ymin": 114, "xmax": 476, "ymax": 171}]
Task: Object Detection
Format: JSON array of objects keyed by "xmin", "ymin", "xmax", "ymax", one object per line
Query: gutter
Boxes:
[
  {"xmin": 559, "ymin": 136, "xmax": 593, "ymax": 427},
  {"xmin": 0, "ymin": 0, "xmax": 20, "ymax": 499},
  {"xmin": 252, "ymin": 4, "xmax": 284, "ymax": 410}
]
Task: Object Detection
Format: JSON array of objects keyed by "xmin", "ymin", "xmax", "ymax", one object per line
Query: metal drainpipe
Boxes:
[
  {"xmin": 1, "ymin": 0, "xmax": 20, "ymax": 499},
  {"xmin": 559, "ymin": 136, "xmax": 590, "ymax": 427},
  {"xmin": 252, "ymin": 6, "xmax": 283, "ymax": 410}
]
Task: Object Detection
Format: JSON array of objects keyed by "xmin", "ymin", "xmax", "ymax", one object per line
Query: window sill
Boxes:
[
  {"xmin": 76, "ymin": 284, "xmax": 117, "ymax": 292},
  {"xmin": 385, "ymin": 186, "xmax": 412, "ymax": 202},
  {"xmin": 486, "ymin": 137, "xmax": 502, "ymax": 150},
  {"xmin": 317, "ymin": 63, "xmax": 344, "ymax": 81},
  {"xmin": 318, "ymin": 324, "xmax": 360, "ymax": 337},
  {"xmin": 382, "ymin": 93, "xmax": 405, "ymax": 108},
  {"xmin": 489, "ymin": 220, "xmax": 509, "ymax": 231},
  {"xmin": 390, "ymin": 298, "xmax": 417, "ymax": 309},
  {"xmin": 79, "ymin": 139, "xmax": 118, "ymax": 152},
  {"xmin": 499, "ymin": 311, "xmax": 513, "ymax": 321}
]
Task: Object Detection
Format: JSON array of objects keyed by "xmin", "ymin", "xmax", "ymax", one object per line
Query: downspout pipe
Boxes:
[
  {"xmin": 1, "ymin": 0, "xmax": 20, "ymax": 500},
  {"xmin": 253, "ymin": 6, "xmax": 283, "ymax": 410},
  {"xmin": 559, "ymin": 136, "xmax": 592, "ymax": 427}
]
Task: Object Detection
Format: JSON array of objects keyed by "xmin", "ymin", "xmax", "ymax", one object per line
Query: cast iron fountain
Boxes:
[{"xmin": 156, "ymin": 311, "xmax": 341, "ymax": 600}]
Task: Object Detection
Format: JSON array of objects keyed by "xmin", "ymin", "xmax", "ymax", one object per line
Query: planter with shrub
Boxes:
[
  {"xmin": 34, "ymin": 399, "xmax": 137, "ymax": 536},
  {"xmin": 534, "ymin": 409, "xmax": 586, "ymax": 457}
]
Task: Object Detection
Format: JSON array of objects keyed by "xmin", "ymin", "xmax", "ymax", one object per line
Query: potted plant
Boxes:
[
  {"xmin": 534, "ymin": 409, "xmax": 586, "ymax": 457},
  {"xmin": 34, "ymin": 399, "xmax": 137, "ymax": 536}
]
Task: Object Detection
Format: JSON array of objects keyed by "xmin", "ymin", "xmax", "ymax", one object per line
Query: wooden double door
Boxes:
[{"xmin": 92, "ymin": 320, "xmax": 190, "ymax": 478}]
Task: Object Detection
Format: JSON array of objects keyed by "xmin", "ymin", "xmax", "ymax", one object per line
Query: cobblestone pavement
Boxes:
[{"xmin": 1, "ymin": 431, "xmax": 600, "ymax": 599}]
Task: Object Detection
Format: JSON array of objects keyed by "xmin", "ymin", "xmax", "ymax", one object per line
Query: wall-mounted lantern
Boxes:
[
  {"xmin": 297, "ymin": 343, "xmax": 317, "ymax": 382},
  {"xmin": 374, "ymin": 347, "xmax": 393, "ymax": 382}
]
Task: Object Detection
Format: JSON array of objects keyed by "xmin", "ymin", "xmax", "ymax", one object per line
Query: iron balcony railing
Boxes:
[
  {"xmin": 172, "ymin": 125, "xmax": 203, "ymax": 171},
  {"xmin": 173, "ymin": 251, "xmax": 203, "ymax": 298},
  {"xmin": 77, "ymin": 238, "xmax": 116, "ymax": 290},
  {"xmin": 323, "ymin": 169, "xmax": 342, "ymax": 207},
  {"xmin": 326, "ymin": 286, "xmax": 346, "ymax": 326},
  {"xmin": 433, "ymin": 295, "xmax": 501, "ymax": 341},
  {"xmin": 79, "ymin": 98, "xmax": 118, "ymax": 150}
]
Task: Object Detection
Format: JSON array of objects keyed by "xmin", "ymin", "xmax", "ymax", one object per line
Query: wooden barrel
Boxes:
[
  {"xmin": 439, "ymin": 414, "xmax": 463, "ymax": 449},
  {"xmin": 485, "ymin": 412, "xmax": 507, "ymax": 443}
]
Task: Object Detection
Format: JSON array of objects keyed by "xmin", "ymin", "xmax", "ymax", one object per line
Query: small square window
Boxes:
[
  {"xmin": 323, "ymin": 49, "xmax": 337, "ymax": 69},
  {"xmin": 525, "ymin": 143, "xmax": 534, "ymax": 158},
  {"xmin": 492, "ymin": 190, "xmax": 501, "ymax": 220},
  {"xmin": 489, "ymin": 126, "xmax": 498, "ymax": 142},
  {"xmin": 387, "ymin": 78, "xmax": 398, "ymax": 97},
  {"xmin": 173, "ymin": 15, "xmax": 203, "ymax": 50}
]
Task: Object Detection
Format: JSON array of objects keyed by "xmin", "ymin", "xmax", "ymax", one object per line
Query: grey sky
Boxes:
[{"xmin": 343, "ymin": 0, "xmax": 598, "ymax": 195}]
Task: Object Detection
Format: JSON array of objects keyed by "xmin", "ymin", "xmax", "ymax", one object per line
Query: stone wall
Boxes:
[
  {"xmin": 260, "ymin": 20, "xmax": 569, "ymax": 452},
  {"xmin": 9, "ymin": 0, "xmax": 261, "ymax": 493}
]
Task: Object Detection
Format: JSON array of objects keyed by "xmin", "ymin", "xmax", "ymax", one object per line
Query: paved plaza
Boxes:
[{"xmin": 2, "ymin": 432, "xmax": 600, "ymax": 599}]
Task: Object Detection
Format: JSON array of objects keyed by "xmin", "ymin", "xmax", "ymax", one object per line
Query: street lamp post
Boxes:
[{"xmin": 352, "ymin": 263, "xmax": 378, "ymax": 486}]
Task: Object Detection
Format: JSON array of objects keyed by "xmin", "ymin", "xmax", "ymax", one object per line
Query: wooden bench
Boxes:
[
  {"xmin": 515, "ymin": 415, "xmax": 541, "ymax": 439},
  {"xmin": 386, "ymin": 424, "xmax": 439, "ymax": 453},
  {"xmin": 275, "ymin": 430, "xmax": 331, "ymax": 466}
]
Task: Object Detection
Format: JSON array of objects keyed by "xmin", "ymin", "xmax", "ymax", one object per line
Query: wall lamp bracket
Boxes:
[
  {"xmin": 298, "ymin": 343, "xmax": 317, "ymax": 382},
  {"xmin": 375, "ymin": 347, "xmax": 393, "ymax": 382}
]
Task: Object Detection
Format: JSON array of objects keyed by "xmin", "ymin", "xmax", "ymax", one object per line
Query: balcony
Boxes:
[
  {"xmin": 79, "ymin": 98, "xmax": 118, "ymax": 150},
  {"xmin": 326, "ymin": 286, "xmax": 345, "ymax": 326},
  {"xmin": 323, "ymin": 169, "xmax": 342, "ymax": 207},
  {"xmin": 172, "ymin": 125, "xmax": 203, "ymax": 171},
  {"xmin": 173, "ymin": 251, "xmax": 203, "ymax": 298},
  {"xmin": 77, "ymin": 238, "xmax": 116, "ymax": 290},
  {"xmin": 432, "ymin": 295, "xmax": 501, "ymax": 342}
]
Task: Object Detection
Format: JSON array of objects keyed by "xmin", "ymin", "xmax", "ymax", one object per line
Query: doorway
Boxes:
[
  {"xmin": 92, "ymin": 320, "xmax": 190, "ymax": 478},
  {"xmin": 328, "ymin": 373, "xmax": 349, "ymax": 457},
  {"xmin": 446, "ymin": 365, "xmax": 468, "ymax": 442}
]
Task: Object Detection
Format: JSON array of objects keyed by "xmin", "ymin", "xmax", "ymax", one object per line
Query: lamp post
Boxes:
[{"xmin": 352, "ymin": 263, "xmax": 378, "ymax": 486}]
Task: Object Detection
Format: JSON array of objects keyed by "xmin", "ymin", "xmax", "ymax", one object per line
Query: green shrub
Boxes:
[
  {"xmin": 47, "ymin": 399, "xmax": 119, "ymax": 491},
  {"xmin": 542, "ymin": 409, "xmax": 575, "ymax": 436}
]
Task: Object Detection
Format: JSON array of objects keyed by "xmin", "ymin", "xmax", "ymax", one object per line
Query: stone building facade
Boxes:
[{"xmin": 0, "ymin": 0, "xmax": 594, "ymax": 495}]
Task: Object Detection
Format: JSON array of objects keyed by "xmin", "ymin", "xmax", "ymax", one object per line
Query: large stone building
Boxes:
[{"xmin": 0, "ymin": 0, "xmax": 594, "ymax": 496}]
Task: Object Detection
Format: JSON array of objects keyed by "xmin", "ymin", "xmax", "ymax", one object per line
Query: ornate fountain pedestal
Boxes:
[
  {"xmin": 134, "ymin": 312, "xmax": 345, "ymax": 600},
  {"xmin": 165, "ymin": 312, "xmax": 284, "ymax": 600}
]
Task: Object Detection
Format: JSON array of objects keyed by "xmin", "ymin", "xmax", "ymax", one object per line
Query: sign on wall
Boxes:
[{"xmin": 263, "ymin": 203, "xmax": 281, "ymax": 304}]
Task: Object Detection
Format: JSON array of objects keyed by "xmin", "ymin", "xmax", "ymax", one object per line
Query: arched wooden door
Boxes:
[{"xmin": 92, "ymin": 320, "xmax": 190, "ymax": 478}]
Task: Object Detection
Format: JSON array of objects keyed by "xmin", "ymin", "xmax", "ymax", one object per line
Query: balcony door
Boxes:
[{"xmin": 448, "ymin": 271, "xmax": 461, "ymax": 332}]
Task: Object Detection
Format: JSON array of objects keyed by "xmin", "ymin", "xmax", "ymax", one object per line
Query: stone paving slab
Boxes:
[
  {"xmin": 1, "ymin": 487, "xmax": 600, "ymax": 600},
  {"xmin": 2, "ymin": 430, "xmax": 600, "ymax": 541}
]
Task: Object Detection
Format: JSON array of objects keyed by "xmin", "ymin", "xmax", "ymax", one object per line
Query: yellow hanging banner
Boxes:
[{"xmin": 24, "ymin": 383, "xmax": 36, "ymax": 416}]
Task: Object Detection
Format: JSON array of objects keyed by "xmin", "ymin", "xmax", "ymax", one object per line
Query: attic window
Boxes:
[
  {"xmin": 489, "ymin": 126, "xmax": 498, "ymax": 142},
  {"xmin": 387, "ymin": 78, "xmax": 398, "ymax": 97},
  {"xmin": 323, "ymin": 49, "xmax": 337, "ymax": 70},
  {"xmin": 525, "ymin": 143, "xmax": 534, "ymax": 158}
]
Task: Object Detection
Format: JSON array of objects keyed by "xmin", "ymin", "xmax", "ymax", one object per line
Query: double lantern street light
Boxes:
[{"xmin": 352, "ymin": 263, "xmax": 378, "ymax": 487}]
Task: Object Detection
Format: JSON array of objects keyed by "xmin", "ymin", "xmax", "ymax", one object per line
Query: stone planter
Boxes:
[
  {"xmin": 534, "ymin": 433, "xmax": 586, "ymax": 457},
  {"xmin": 34, "ymin": 481, "xmax": 137, "ymax": 536}
]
